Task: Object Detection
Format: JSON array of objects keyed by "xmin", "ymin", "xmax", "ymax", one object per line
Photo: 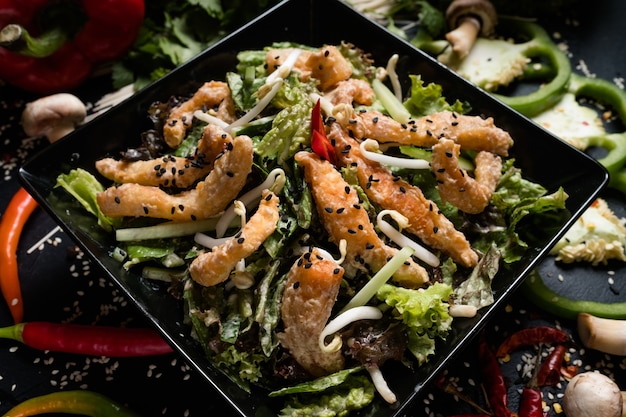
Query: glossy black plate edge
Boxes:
[{"xmin": 18, "ymin": 0, "xmax": 609, "ymax": 416}]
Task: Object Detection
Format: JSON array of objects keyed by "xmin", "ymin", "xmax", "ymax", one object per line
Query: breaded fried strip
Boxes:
[
  {"xmin": 266, "ymin": 45, "xmax": 352, "ymax": 91},
  {"xmin": 97, "ymin": 135, "xmax": 254, "ymax": 221},
  {"xmin": 295, "ymin": 151, "xmax": 429, "ymax": 287},
  {"xmin": 432, "ymin": 138, "xmax": 502, "ymax": 215},
  {"xmin": 278, "ymin": 248, "xmax": 345, "ymax": 377},
  {"xmin": 337, "ymin": 109, "xmax": 513, "ymax": 156},
  {"xmin": 189, "ymin": 190, "xmax": 280, "ymax": 287},
  {"xmin": 163, "ymin": 81, "xmax": 234, "ymax": 149},
  {"xmin": 330, "ymin": 124, "xmax": 478, "ymax": 269},
  {"xmin": 95, "ymin": 124, "xmax": 230, "ymax": 188},
  {"xmin": 324, "ymin": 79, "xmax": 374, "ymax": 106}
]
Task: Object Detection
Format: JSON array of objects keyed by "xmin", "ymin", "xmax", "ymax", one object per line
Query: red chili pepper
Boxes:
[
  {"xmin": 519, "ymin": 349, "xmax": 546, "ymax": 417},
  {"xmin": 478, "ymin": 335, "xmax": 513, "ymax": 417},
  {"xmin": 0, "ymin": 321, "xmax": 173, "ymax": 357},
  {"xmin": 518, "ymin": 386, "xmax": 544, "ymax": 417},
  {"xmin": 0, "ymin": 187, "xmax": 38, "ymax": 324},
  {"xmin": 537, "ymin": 344, "xmax": 567, "ymax": 386},
  {"xmin": 310, "ymin": 99, "xmax": 337, "ymax": 165},
  {"xmin": 3, "ymin": 390, "xmax": 140, "ymax": 417},
  {"xmin": 0, "ymin": 0, "xmax": 145, "ymax": 94},
  {"xmin": 495, "ymin": 326, "xmax": 571, "ymax": 358}
]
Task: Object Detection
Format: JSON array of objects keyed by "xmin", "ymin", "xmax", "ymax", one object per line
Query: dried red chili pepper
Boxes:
[
  {"xmin": 519, "ymin": 351, "xmax": 546, "ymax": 417},
  {"xmin": 0, "ymin": 0, "xmax": 145, "ymax": 93},
  {"xmin": 310, "ymin": 99, "xmax": 337, "ymax": 165},
  {"xmin": 537, "ymin": 344, "xmax": 567, "ymax": 386},
  {"xmin": 3, "ymin": 390, "xmax": 140, "ymax": 417},
  {"xmin": 518, "ymin": 385, "xmax": 544, "ymax": 417},
  {"xmin": 478, "ymin": 335, "xmax": 513, "ymax": 417},
  {"xmin": 0, "ymin": 187, "xmax": 38, "ymax": 324},
  {"xmin": 495, "ymin": 326, "xmax": 571, "ymax": 358},
  {"xmin": 0, "ymin": 321, "xmax": 173, "ymax": 357}
]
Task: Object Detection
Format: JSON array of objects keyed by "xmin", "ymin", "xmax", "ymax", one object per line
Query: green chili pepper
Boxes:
[
  {"xmin": 566, "ymin": 73, "xmax": 626, "ymax": 193},
  {"xmin": 491, "ymin": 19, "xmax": 572, "ymax": 118},
  {"xmin": 521, "ymin": 270, "xmax": 626, "ymax": 320},
  {"xmin": 2, "ymin": 390, "xmax": 140, "ymax": 417},
  {"xmin": 413, "ymin": 18, "xmax": 572, "ymax": 118}
]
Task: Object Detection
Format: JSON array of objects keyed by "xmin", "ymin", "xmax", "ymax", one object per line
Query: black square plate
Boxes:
[{"xmin": 19, "ymin": 0, "xmax": 608, "ymax": 415}]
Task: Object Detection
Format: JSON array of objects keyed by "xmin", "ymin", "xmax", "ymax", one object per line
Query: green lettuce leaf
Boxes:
[
  {"xmin": 55, "ymin": 168, "xmax": 115, "ymax": 232},
  {"xmin": 376, "ymin": 282, "xmax": 453, "ymax": 364},
  {"xmin": 275, "ymin": 374, "xmax": 375, "ymax": 417},
  {"xmin": 404, "ymin": 74, "xmax": 469, "ymax": 117}
]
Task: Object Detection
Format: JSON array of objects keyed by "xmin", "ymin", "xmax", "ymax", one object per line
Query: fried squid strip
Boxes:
[
  {"xmin": 336, "ymin": 108, "xmax": 513, "ymax": 156},
  {"xmin": 97, "ymin": 135, "xmax": 253, "ymax": 221},
  {"xmin": 278, "ymin": 248, "xmax": 345, "ymax": 377},
  {"xmin": 324, "ymin": 79, "xmax": 375, "ymax": 106},
  {"xmin": 330, "ymin": 124, "xmax": 478, "ymax": 268},
  {"xmin": 189, "ymin": 190, "xmax": 280, "ymax": 287},
  {"xmin": 431, "ymin": 138, "xmax": 502, "ymax": 214},
  {"xmin": 95, "ymin": 124, "xmax": 229, "ymax": 188},
  {"xmin": 295, "ymin": 151, "xmax": 429, "ymax": 287},
  {"xmin": 266, "ymin": 45, "xmax": 353, "ymax": 91},
  {"xmin": 163, "ymin": 80, "xmax": 235, "ymax": 148}
]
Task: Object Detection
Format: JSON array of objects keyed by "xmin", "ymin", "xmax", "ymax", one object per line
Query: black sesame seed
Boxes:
[
  {"xmin": 325, "ymin": 207, "xmax": 333, "ymax": 213},
  {"xmin": 114, "ymin": 196, "xmax": 121, "ymax": 204},
  {"xmin": 293, "ymin": 281, "xmax": 300, "ymax": 289},
  {"xmin": 237, "ymin": 237, "xmax": 245, "ymax": 244}
]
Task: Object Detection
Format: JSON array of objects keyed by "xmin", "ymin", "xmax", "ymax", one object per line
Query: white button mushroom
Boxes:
[
  {"xmin": 21, "ymin": 93, "xmax": 87, "ymax": 143},
  {"xmin": 442, "ymin": 0, "xmax": 498, "ymax": 63},
  {"xmin": 562, "ymin": 372, "xmax": 624, "ymax": 417}
]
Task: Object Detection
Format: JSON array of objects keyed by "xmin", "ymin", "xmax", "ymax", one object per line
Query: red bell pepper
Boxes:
[{"xmin": 0, "ymin": 0, "xmax": 145, "ymax": 94}]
